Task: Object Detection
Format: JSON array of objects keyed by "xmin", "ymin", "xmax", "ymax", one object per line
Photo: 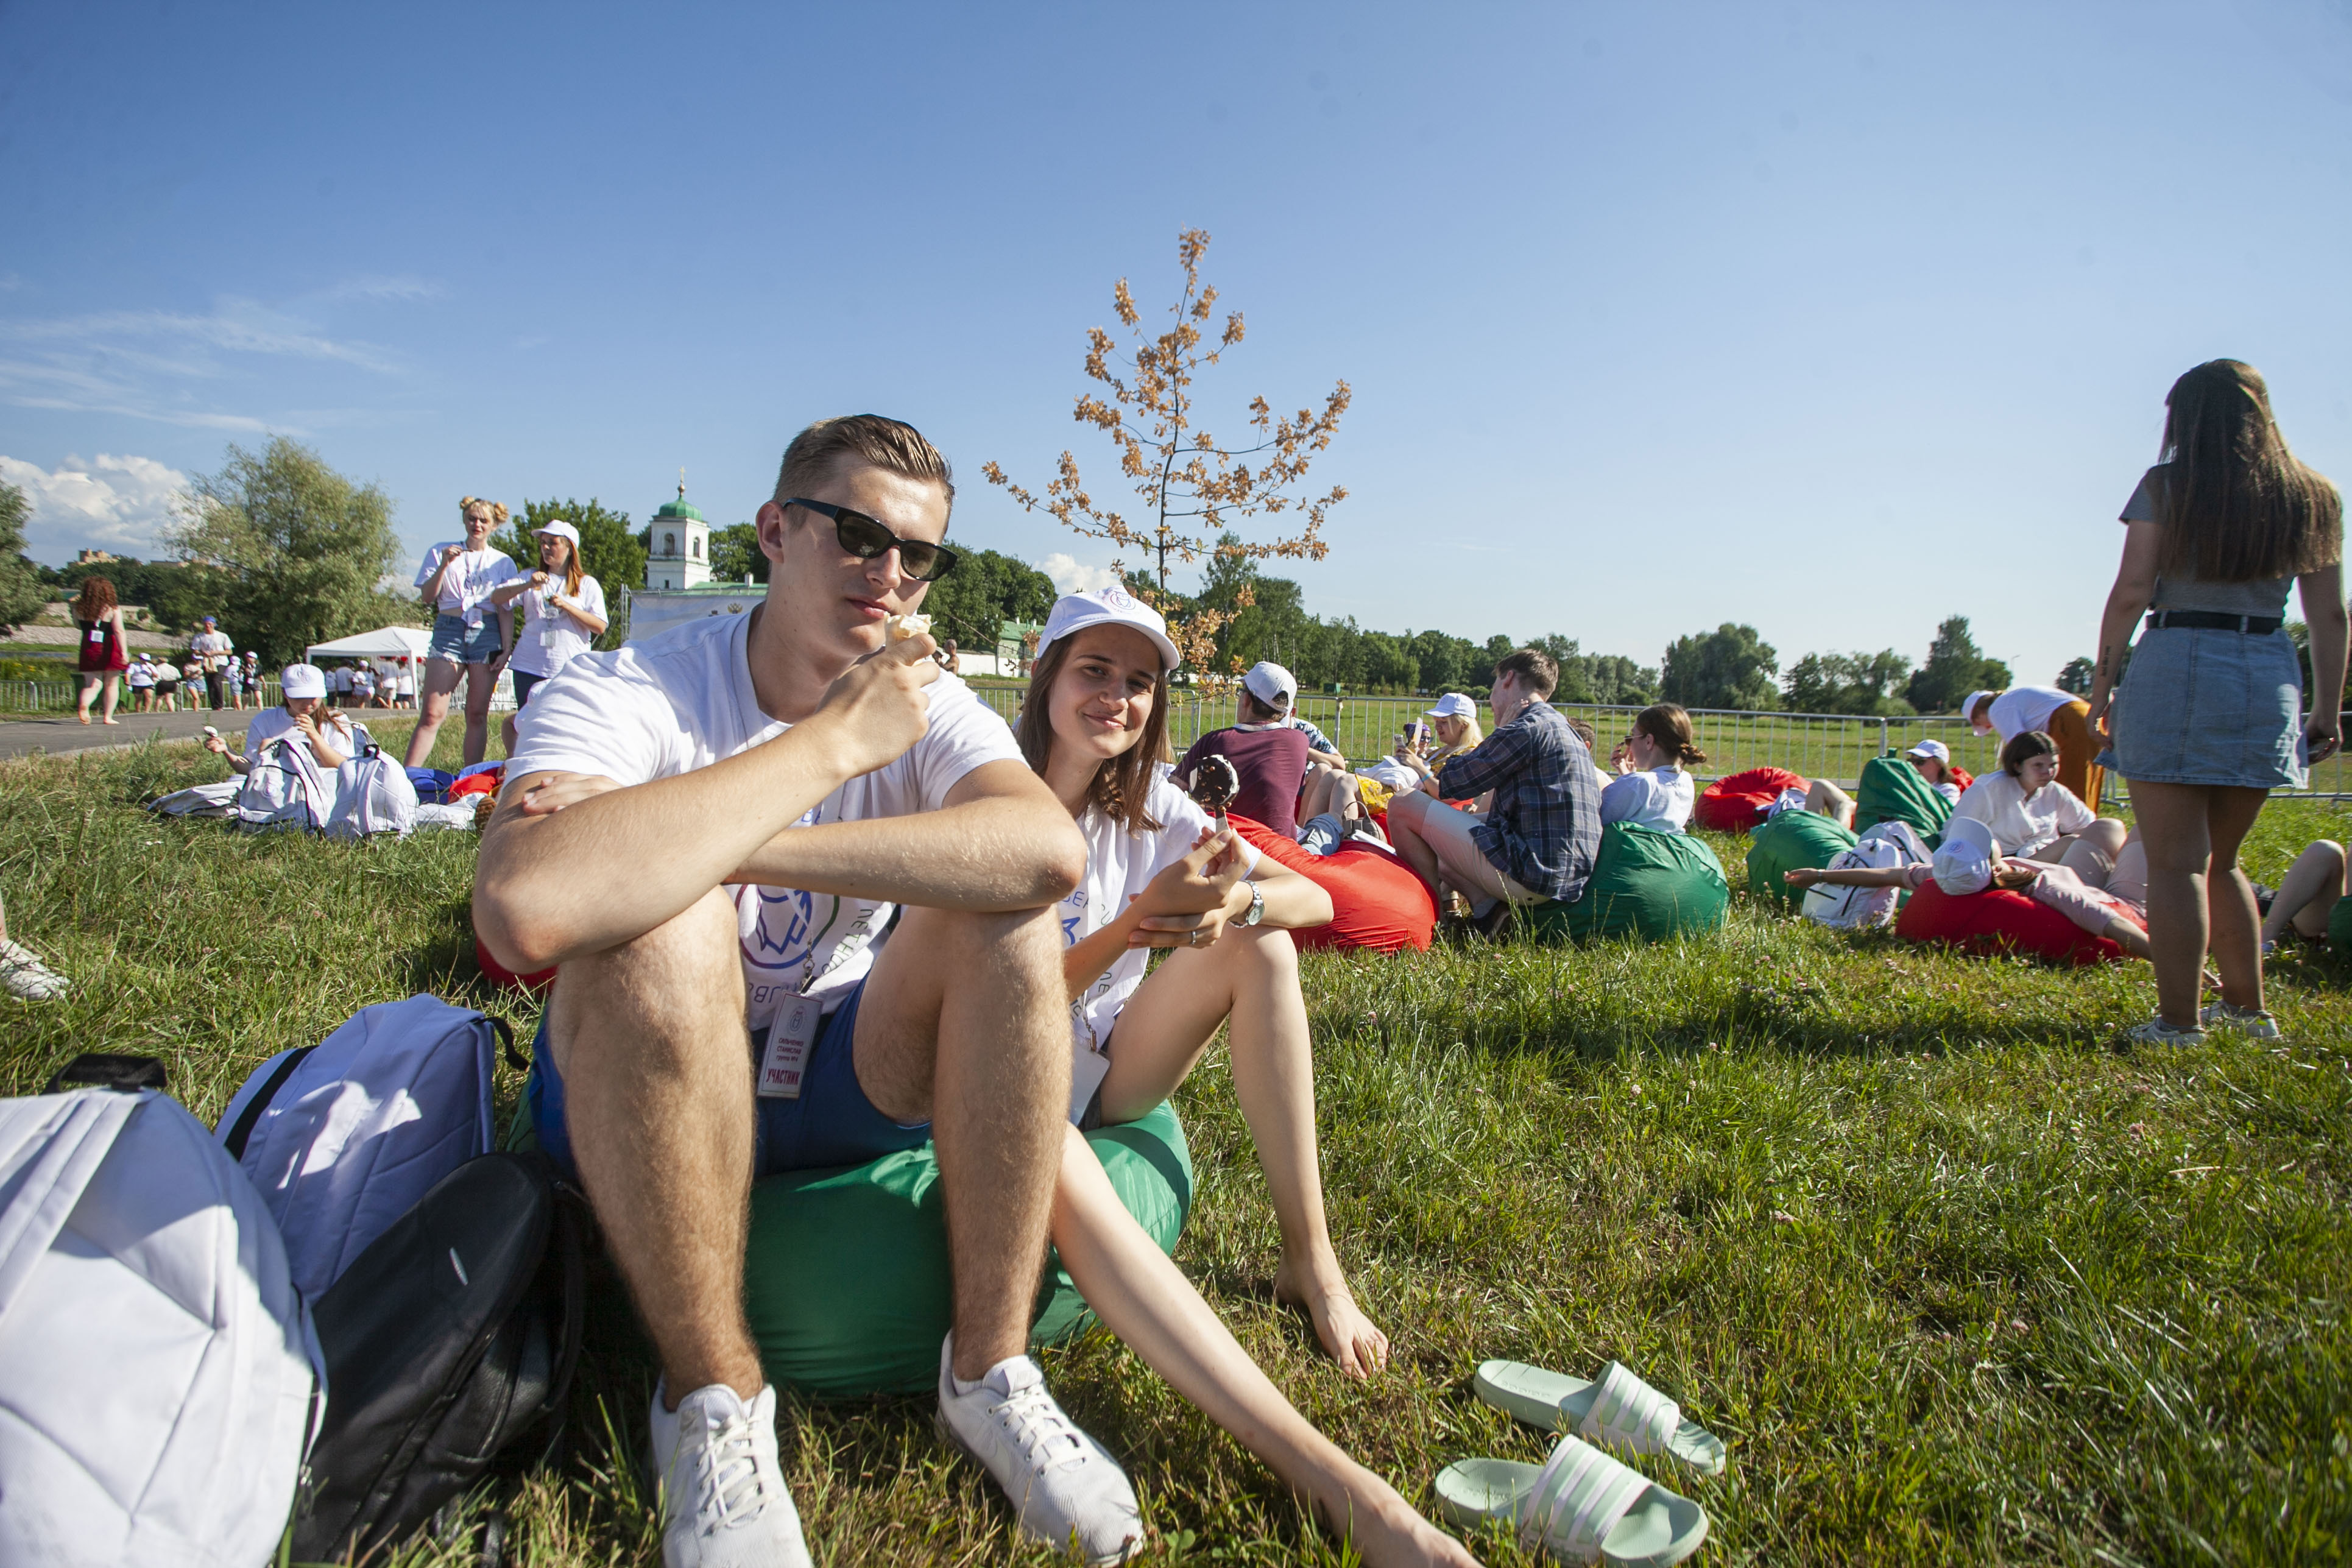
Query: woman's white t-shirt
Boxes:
[
  {"xmin": 1599, "ymin": 766, "xmax": 1694, "ymax": 832},
  {"xmin": 414, "ymin": 543, "xmax": 522, "ymax": 626},
  {"xmin": 510, "ymin": 574, "xmax": 609, "ymax": 679},
  {"xmin": 243, "ymin": 707, "xmax": 366, "ymax": 764},
  {"xmin": 1061, "ymin": 767, "xmax": 1260, "ymax": 1117},
  {"xmin": 507, "ymin": 611, "xmax": 1023, "ymax": 1034},
  {"xmin": 1952, "ymin": 769, "xmax": 2097, "ymax": 857}
]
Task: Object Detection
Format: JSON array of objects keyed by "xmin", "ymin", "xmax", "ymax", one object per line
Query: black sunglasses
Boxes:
[{"xmin": 786, "ymin": 498, "xmax": 959, "ymax": 582}]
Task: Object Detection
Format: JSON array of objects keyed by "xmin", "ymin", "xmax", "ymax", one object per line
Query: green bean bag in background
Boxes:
[
  {"xmin": 1744, "ymin": 808, "xmax": 1859, "ymax": 908},
  {"xmin": 742, "ymin": 1101, "xmax": 1193, "ymax": 1399},
  {"xmin": 1853, "ymin": 752, "xmax": 1952, "ymax": 847},
  {"xmin": 2329, "ymin": 892, "xmax": 2352, "ymax": 949},
  {"xmin": 1520, "ymin": 823, "xmax": 1730, "ymax": 944}
]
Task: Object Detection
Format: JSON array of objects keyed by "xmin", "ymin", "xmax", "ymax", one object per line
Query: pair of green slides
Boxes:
[{"xmin": 1436, "ymin": 1360, "xmax": 1725, "ymax": 1565}]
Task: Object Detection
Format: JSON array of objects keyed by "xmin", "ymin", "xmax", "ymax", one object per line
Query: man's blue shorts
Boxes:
[
  {"xmin": 428, "ymin": 613, "xmax": 504, "ymax": 665},
  {"xmin": 526, "ymin": 976, "xmax": 934, "ymax": 1180}
]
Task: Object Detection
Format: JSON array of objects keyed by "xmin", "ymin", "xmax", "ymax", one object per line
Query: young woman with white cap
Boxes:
[
  {"xmin": 1903, "ymin": 737, "xmax": 1963, "ymax": 802},
  {"xmin": 1010, "ymin": 587, "xmax": 1478, "ymax": 1567},
  {"xmin": 489, "ymin": 518, "xmax": 607, "ymax": 755},
  {"xmin": 1395, "ymin": 692, "xmax": 1483, "ymax": 799},
  {"xmin": 202, "ymin": 663, "xmax": 362, "ymax": 772}
]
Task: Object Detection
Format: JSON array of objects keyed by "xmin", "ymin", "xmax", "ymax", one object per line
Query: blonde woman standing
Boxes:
[{"xmin": 403, "ymin": 496, "xmax": 521, "ymax": 768}]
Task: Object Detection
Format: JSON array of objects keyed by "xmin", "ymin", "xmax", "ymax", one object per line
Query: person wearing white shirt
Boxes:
[
  {"xmin": 403, "ymin": 496, "xmax": 523, "ymax": 769},
  {"xmin": 1600, "ymin": 702, "xmax": 1704, "ymax": 832},
  {"xmin": 203, "ymin": 663, "xmax": 363, "ymax": 772},
  {"xmin": 473, "ymin": 416, "xmax": 1153, "ymax": 1566},
  {"xmin": 189, "ymin": 617, "xmax": 234, "ymax": 712},
  {"xmin": 488, "ymin": 519, "xmax": 609, "ymax": 757},
  {"xmin": 1904, "ymin": 737, "xmax": 1964, "ymax": 802},
  {"xmin": 1011, "ymin": 588, "xmax": 1478, "ymax": 1566},
  {"xmin": 1965, "ymin": 683, "xmax": 2105, "ymax": 813},
  {"xmin": 1952, "ymin": 729, "xmax": 2124, "ymax": 882},
  {"xmin": 126, "ymin": 654, "xmax": 156, "ymax": 713}
]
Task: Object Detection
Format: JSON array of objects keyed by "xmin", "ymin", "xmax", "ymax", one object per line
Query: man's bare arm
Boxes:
[{"xmin": 725, "ymin": 760, "xmax": 1085, "ymax": 913}]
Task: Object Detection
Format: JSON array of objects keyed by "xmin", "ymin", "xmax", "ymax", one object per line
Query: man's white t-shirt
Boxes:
[
  {"xmin": 1952, "ymin": 769, "xmax": 2097, "ymax": 858},
  {"xmin": 1599, "ymin": 766, "xmax": 1695, "ymax": 832},
  {"xmin": 510, "ymin": 574, "xmax": 610, "ymax": 679},
  {"xmin": 1986, "ymin": 685, "xmax": 2075, "ymax": 741},
  {"xmin": 1061, "ymin": 768, "xmax": 1259, "ymax": 1116},
  {"xmin": 414, "ymin": 543, "xmax": 523, "ymax": 626},
  {"xmin": 507, "ymin": 611, "xmax": 1023, "ymax": 1034},
  {"xmin": 191, "ymin": 630, "xmax": 233, "ymax": 670}
]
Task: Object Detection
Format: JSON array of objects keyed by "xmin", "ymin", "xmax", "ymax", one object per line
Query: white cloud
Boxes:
[
  {"xmin": 0, "ymin": 453, "xmax": 192, "ymax": 562},
  {"xmin": 1036, "ymin": 552, "xmax": 1125, "ymax": 595}
]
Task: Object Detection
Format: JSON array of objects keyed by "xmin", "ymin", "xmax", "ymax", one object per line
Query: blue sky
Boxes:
[{"xmin": 4, "ymin": 0, "xmax": 2349, "ymax": 694}]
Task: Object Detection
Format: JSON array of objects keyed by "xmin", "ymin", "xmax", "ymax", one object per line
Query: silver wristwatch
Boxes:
[{"xmin": 1238, "ymin": 880, "xmax": 1265, "ymax": 927}]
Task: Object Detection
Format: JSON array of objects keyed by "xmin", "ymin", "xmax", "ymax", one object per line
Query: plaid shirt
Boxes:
[{"xmin": 1436, "ymin": 702, "xmax": 1602, "ymax": 902}]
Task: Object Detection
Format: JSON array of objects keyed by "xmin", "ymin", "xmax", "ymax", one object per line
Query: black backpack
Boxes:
[{"xmin": 292, "ymin": 1151, "xmax": 588, "ymax": 1565}]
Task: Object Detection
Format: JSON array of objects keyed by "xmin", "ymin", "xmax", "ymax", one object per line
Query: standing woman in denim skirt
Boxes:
[
  {"xmin": 2086, "ymin": 361, "xmax": 2347, "ymax": 1044},
  {"xmin": 401, "ymin": 496, "xmax": 522, "ymax": 769}
]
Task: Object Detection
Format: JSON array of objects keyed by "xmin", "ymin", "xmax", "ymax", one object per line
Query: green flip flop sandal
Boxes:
[
  {"xmin": 1436, "ymin": 1432, "xmax": 1709, "ymax": 1566},
  {"xmin": 1475, "ymin": 1360, "xmax": 1728, "ymax": 1476}
]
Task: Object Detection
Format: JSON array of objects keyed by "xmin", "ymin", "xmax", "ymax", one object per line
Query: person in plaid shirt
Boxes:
[{"xmin": 1385, "ymin": 648, "xmax": 1602, "ymax": 925}]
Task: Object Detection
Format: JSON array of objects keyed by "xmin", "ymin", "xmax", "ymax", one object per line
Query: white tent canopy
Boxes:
[{"xmin": 305, "ymin": 625, "xmax": 431, "ymax": 660}]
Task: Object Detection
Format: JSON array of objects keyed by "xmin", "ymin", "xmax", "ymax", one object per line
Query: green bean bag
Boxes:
[
  {"xmin": 2329, "ymin": 892, "xmax": 2352, "ymax": 948},
  {"xmin": 1853, "ymin": 752, "xmax": 1952, "ymax": 847},
  {"xmin": 1520, "ymin": 823, "xmax": 1730, "ymax": 944},
  {"xmin": 741, "ymin": 1101, "xmax": 1193, "ymax": 1399},
  {"xmin": 1744, "ymin": 808, "xmax": 1859, "ymax": 908}
]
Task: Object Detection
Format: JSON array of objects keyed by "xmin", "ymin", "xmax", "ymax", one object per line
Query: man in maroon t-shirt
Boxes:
[{"xmin": 1178, "ymin": 696, "xmax": 1312, "ymax": 838}]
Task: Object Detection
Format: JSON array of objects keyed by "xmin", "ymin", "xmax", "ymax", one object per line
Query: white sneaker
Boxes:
[
  {"xmin": 934, "ymin": 1335, "xmax": 1143, "ymax": 1564},
  {"xmin": 647, "ymin": 1380, "xmax": 812, "ymax": 1568},
  {"xmin": 2200, "ymin": 1000, "xmax": 2284, "ymax": 1040},
  {"xmin": 0, "ymin": 939, "xmax": 67, "ymax": 1002},
  {"xmin": 2122, "ymin": 1015, "xmax": 2207, "ymax": 1046}
]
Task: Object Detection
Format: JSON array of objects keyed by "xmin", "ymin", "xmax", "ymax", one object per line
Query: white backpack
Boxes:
[
  {"xmin": 219, "ymin": 994, "xmax": 506, "ymax": 1299},
  {"xmin": 236, "ymin": 736, "xmax": 332, "ymax": 833},
  {"xmin": 1803, "ymin": 819, "xmax": 1933, "ymax": 930},
  {"xmin": 0, "ymin": 1088, "xmax": 323, "ymax": 1567},
  {"xmin": 326, "ymin": 743, "xmax": 419, "ymax": 840}
]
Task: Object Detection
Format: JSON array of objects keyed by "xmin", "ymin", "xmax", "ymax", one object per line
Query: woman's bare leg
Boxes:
[
  {"xmin": 1805, "ymin": 779, "xmax": 1854, "ymax": 828},
  {"xmin": 1051, "ymin": 1129, "xmax": 1475, "ymax": 1568},
  {"xmin": 403, "ymin": 657, "xmax": 465, "ymax": 766},
  {"xmin": 1099, "ymin": 927, "xmax": 1388, "ymax": 1375},
  {"xmin": 459, "ymin": 661, "xmax": 498, "ymax": 766},
  {"xmin": 2133, "ymin": 782, "xmax": 2270, "ymax": 1025},
  {"xmin": 2203, "ymin": 787, "xmax": 2270, "ymax": 1011},
  {"xmin": 2262, "ymin": 840, "xmax": 2347, "ymax": 942},
  {"xmin": 100, "ymin": 673, "xmax": 120, "ymax": 723}
]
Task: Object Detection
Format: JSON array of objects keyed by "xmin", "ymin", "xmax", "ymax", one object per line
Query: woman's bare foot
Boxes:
[
  {"xmin": 77, "ymin": 715, "xmax": 91, "ymax": 724},
  {"xmin": 1276, "ymin": 1254, "xmax": 1390, "ymax": 1377},
  {"xmin": 102, "ymin": 717, "xmax": 121, "ymax": 725}
]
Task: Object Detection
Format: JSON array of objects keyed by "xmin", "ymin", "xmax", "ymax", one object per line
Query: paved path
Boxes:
[{"xmin": 0, "ymin": 709, "xmax": 240, "ymax": 760}]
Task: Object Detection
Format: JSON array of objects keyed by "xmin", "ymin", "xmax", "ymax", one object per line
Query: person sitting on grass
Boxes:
[
  {"xmin": 1602, "ymin": 702, "xmax": 1703, "ymax": 832},
  {"xmin": 1952, "ymin": 729, "xmax": 2125, "ymax": 877},
  {"xmin": 1966, "ymin": 683, "xmax": 2105, "ymax": 811},
  {"xmin": 1176, "ymin": 669, "xmax": 1314, "ymax": 840},
  {"xmin": 202, "ymin": 663, "xmax": 361, "ymax": 773},
  {"xmin": 1236, "ymin": 660, "xmax": 1347, "ymax": 772},
  {"xmin": 1015, "ymin": 587, "xmax": 1477, "ymax": 1566},
  {"xmin": 1904, "ymin": 737, "xmax": 1963, "ymax": 802},
  {"xmin": 2254, "ymin": 837, "xmax": 2348, "ymax": 953},
  {"xmin": 475, "ymin": 415, "xmax": 1154, "ymax": 1568},
  {"xmin": 1386, "ymin": 649, "xmax": 1602, "ymax": 932},
  {"xmin": 1394, "ymin": 693, "xmax": 1483, "ymax": 798}
]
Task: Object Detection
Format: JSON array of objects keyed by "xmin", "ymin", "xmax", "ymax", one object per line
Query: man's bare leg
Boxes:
[
  {"xmin": 548, "ymin": 886, "xmax": 762, "ymax": 1400},
  {"xmin": 852, "ymin": 902, "xmax": 1069, "ymax": 1377}
]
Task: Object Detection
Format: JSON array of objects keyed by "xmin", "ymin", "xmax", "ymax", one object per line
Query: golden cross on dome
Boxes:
[{"xmin": 678, "ymin": 467, "xmax": 687, "ymax": 501}]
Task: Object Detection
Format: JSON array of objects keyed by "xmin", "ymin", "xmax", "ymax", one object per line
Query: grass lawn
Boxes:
[{"xmin": 4, "ymin": 723, "xmax": 2349, "ymax": 1565}]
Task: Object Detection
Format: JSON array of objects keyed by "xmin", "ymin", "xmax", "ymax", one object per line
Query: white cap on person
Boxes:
[
  {"xmin": 1241, "ymin": 660, "xmax": 1298, "ymax": 710},
  {"xmin": 1962, "ymin": 690, "xmax": 1997, "ymax": 733},
  {"xmin": 1036, "ymin": 586, "xmax": 1181, "ymax": 674},
  {"xmin": 280, "ymin": 663, "xmax": 328, "ymax": 701},
  {"xmin": 1425, "ymin": 692, "xmax": 1477, "ymax": 720},
  {"xmin": 532, "ymin": 519, "xmax": 581, "ymax": 547},
  {"xmin": 1930, "ymin": 815, "xmax": 1996, "ymax": 895},
  {"xmin": 1905, "ymin": 738, "xmax": 1951, "ymax": 763}
]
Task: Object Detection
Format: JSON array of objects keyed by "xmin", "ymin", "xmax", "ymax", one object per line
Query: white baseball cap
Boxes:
[
  {"xmin": 280, "ymin": 663, "xmax": 327, "ymax": 700},
  {"xmin": 1930, "ymin": 814, "xmax": 1996, "ymax": 895},
  {"xmin": 1425, "ymin": 693, "xmax": 1478, "ymax": 720},
  {"xmin": 1036, "ymin": 587, "xmax": 1180, "ymax": 674},
  {"xmin": 1962, "ymin": 690, "xmax": 1997, "ymax": 732},
  {"xmin": 1242, "ymin": 661, "xmax": 1298, "ymax": 708},
  {"xmin": 1905, "ymin": 738, "xmax": 1951, "ymax": 763},
  {"xmin": 532, "ymin": 520, "xmax": 581, "ymax": 547}
]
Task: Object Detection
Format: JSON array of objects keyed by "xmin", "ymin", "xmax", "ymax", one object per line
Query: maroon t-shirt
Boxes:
[{"xmin": 1178, "ymin": 724, "xmax": 1311, "ymax": 839}]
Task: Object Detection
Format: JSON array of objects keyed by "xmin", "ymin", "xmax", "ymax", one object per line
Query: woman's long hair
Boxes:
[
  {"xmin": 71, "ymin": 576, "xmax": 116, "ymax": 621},
  {"xmin": 1016, "ymin": 635, "xmax": 1171, "ymax": 833},
  {"xmin": 2152, "ymin": 360, "xmax": 2342, "ymax": 584},
  {"xmin": 1633, "ymin": 702, "xmax": 1708, "ymax": 766},
  {"xmin": 542, "ymin": 533, "xmax": 584, "ymax": 596}
]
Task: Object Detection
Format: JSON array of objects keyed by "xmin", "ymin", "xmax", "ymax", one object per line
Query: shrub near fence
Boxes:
[{"xmin": 962, "ymin": 684, "xmax": 2352, "ymax": 799}]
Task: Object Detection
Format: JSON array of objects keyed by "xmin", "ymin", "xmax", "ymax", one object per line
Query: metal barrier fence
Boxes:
[
  {"xmin": 2, "ymin": 678, "xmax": 286, "ymax": 713},
  {"xmin": 962, "ymin": 684, "xmax": 2352, "ymax": 799}
]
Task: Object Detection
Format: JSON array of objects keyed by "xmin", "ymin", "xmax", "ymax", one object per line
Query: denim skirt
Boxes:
[{"xmin": 2100, "ymin": 626, "xmax": 2304, "ymax": 789}]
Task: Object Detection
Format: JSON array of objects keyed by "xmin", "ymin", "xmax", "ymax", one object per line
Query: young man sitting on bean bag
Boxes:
[{"xmin": 1385, "ymin": 649, "xmax": 1603, "ymax": 934}]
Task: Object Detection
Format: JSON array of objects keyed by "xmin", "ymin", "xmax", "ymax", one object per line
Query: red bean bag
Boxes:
[
  {"xmin": 1949, "ymin": 766, "xmax": 1975, "ymax": 793},
  {"xmin": 1228, "ymin": 814, "xmax": 1438, "ymax": 955},
  {"xmin": 475, "ymin": 933, "xmax": 557, "ymax": 994},
  {"xmin": 1693, "ymin": 767, "xmax": 1807, "ymax": 835},
  {"xmin": 1894, "ymin": 882, "xmax": 2128, "ymax": 966}
]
